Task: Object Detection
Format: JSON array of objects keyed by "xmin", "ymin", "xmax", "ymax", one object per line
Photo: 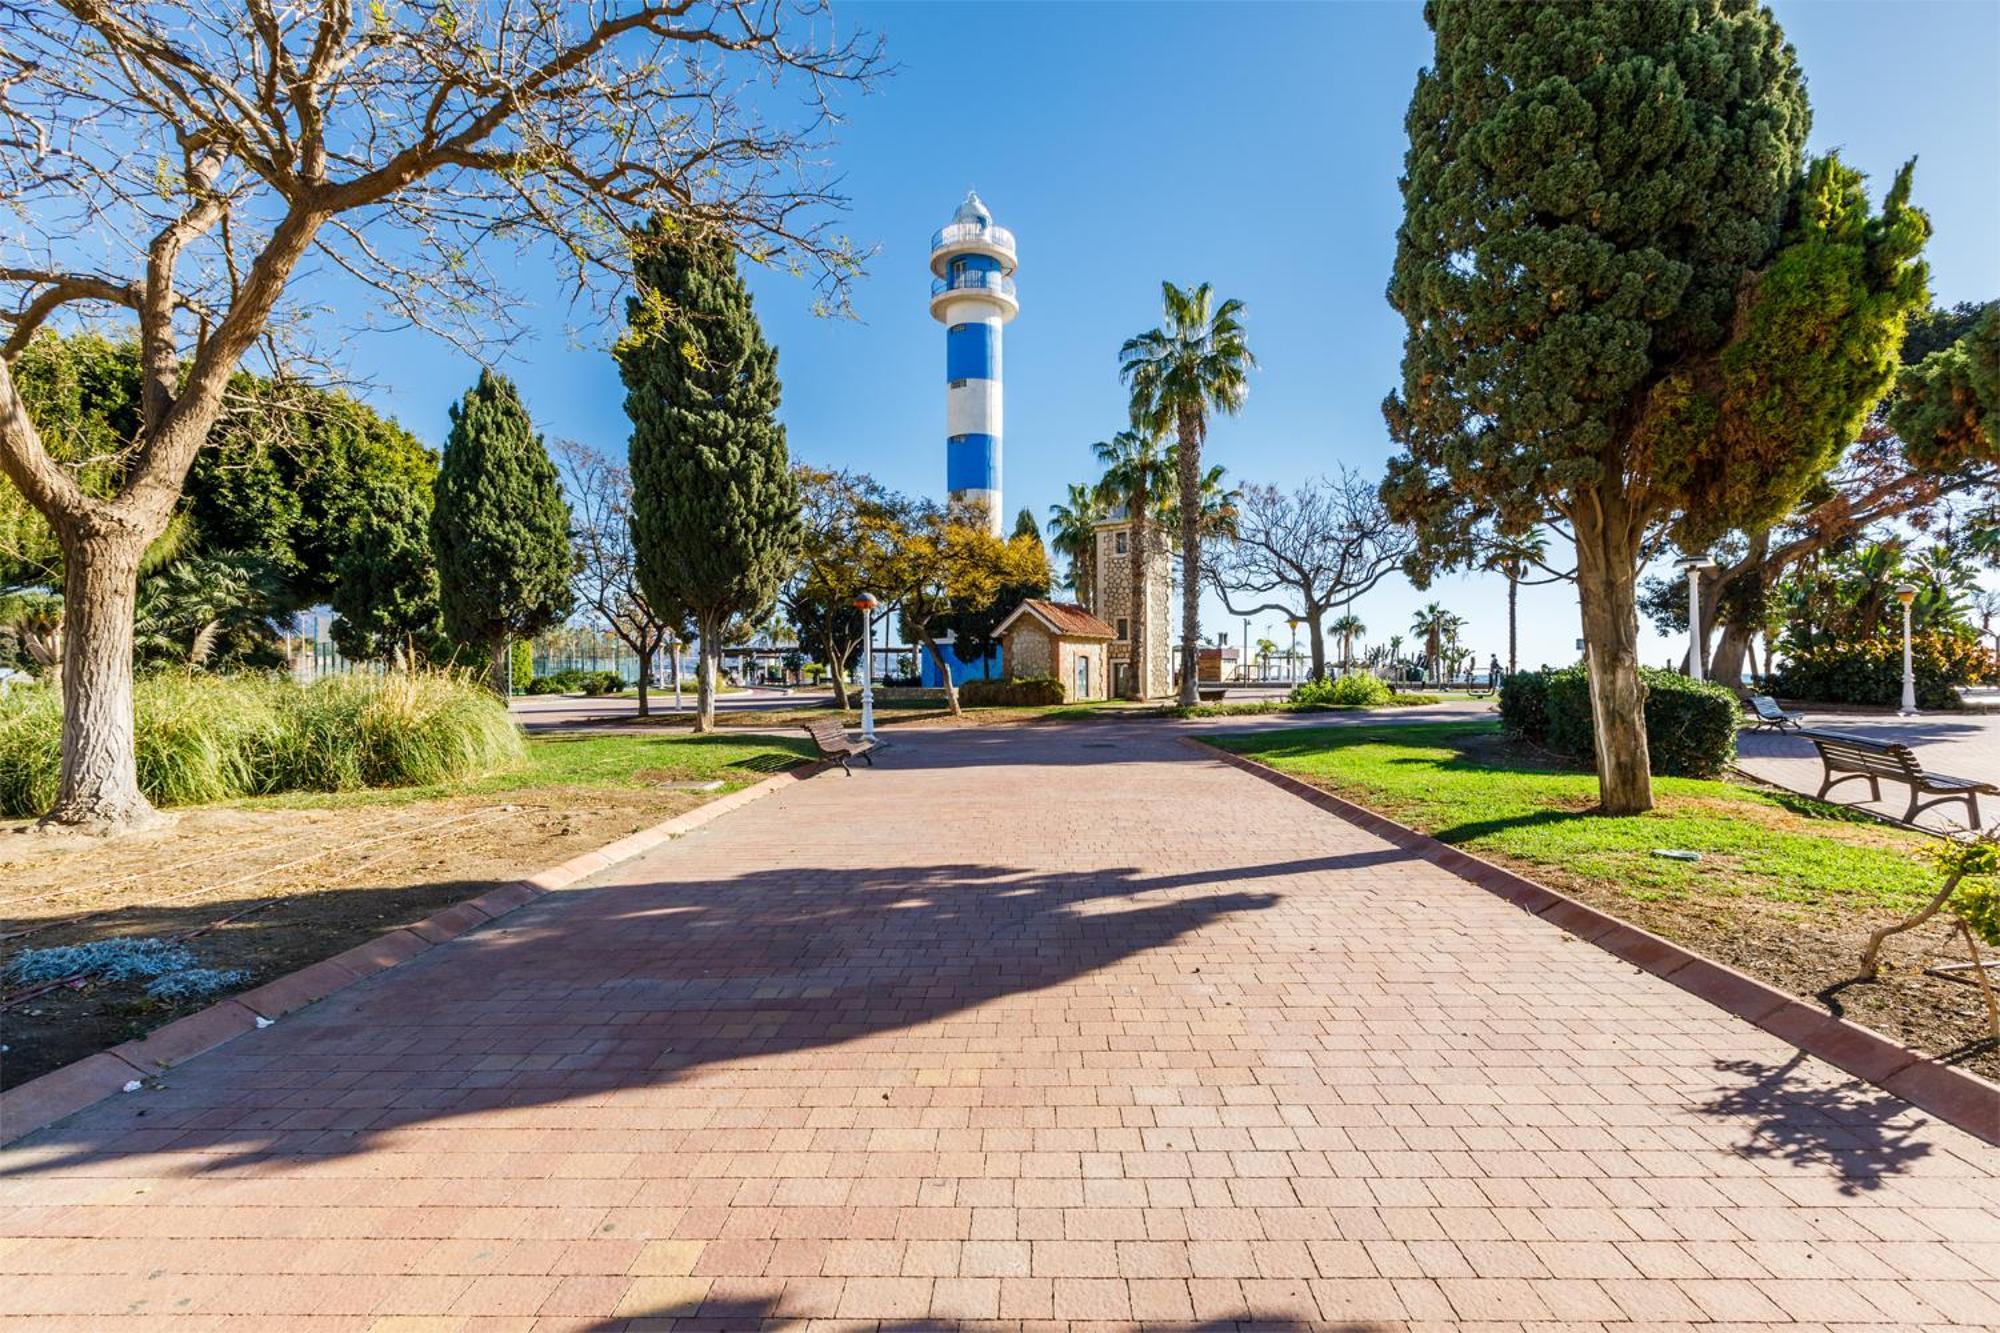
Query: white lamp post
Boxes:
[
  {"xmin": 853, "ymin": 591, "xmax": 879, "ymax": 741},
  {"xmin": 1676, "ymin": 555, "xmax": 1717, "ymax": 682},
  {"xmin": 1286, "ymin": 617, "xmax": 1300, "ymax": 685},
  {"xmin": 1895, "ymin": 582, "xmax": 1918, "ymax": 716}
]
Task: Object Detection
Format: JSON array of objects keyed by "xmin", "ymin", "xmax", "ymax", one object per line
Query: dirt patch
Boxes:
[
  {"xmin": 0, "ymin": 782, "xmax": 712, "ymax": 1091},
  {"xmin": 1504, "ymin": 852, "xmax": 1998, "ymax": 1082}
]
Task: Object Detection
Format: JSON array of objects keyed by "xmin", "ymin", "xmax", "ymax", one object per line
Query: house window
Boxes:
[
  {"xmin": 1115, "ymin": 531, "xmax": 1129, "ymax": 555},
  {"xmin": 1117, "ymin": 618, "xmax": 1129, "ymax": 642}
]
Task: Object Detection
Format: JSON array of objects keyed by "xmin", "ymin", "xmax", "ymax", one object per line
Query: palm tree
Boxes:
[
  {"xmin": 1120, "ymin": 280, "xmax": 1255, "ymax": 706},
  {"xmin": 1387, "ymin": 633, "xmax": 1405, "ymax": 676},
  {"xmin": 1093, "ymin": 429, "xmax": 1173, "ymax": 699},
  {"xmin": 1410, "ymin": 603, "xmax": 1451, "ymax": 686},
  {"xmin": 1254, "ymin": 636, "xmax": 1278, "ymax": 681},
  {"xmin": 1047, "ymin": 482, "xmax": 1105, "ymax": 611},
  {"xmin": 1482, "ymin": 528, "xmax": 1551, "ymax": 674},
  {"xmin": 1328, "ymin": 613, "xmax": 1366, "ymax": 670}
]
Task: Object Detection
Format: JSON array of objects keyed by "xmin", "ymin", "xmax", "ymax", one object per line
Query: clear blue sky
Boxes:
[{"xmin": 340, "ymin": 0, "xmax": 2000, "ymax": 671}]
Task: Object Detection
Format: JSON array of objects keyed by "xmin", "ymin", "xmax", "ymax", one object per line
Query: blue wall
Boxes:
[
  {"xmin": 946, "ymin": 322, "xmax": 998, "ymax": 381},
  {"xmin": 946, "ymin": 433, "xmax": 998, "ymax": 492}
]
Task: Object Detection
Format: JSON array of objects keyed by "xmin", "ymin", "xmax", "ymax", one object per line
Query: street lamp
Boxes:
[
  {"xmin": 852, "ymin": 592, "xmax": 880, "ymax": 741},
  {"xmin": 1286, "ymin": 617, "xmax": 1300, "ymax": 686},
  {"xmin": 1676, "ymin": 554, "xmax": 1717, "ymax": 682},
  {"xmin": 1895, "ymin": 582, "xmax": 1919, "ymax": 716}
]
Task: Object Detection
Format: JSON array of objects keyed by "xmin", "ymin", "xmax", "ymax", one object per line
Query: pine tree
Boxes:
[
  {"xmin": 331, "ymin": 479, "xmax": 447, "ymax": 666},
  {"xmin": 430, "ymin": 369, "xmax": 574, "ymax": 695},
  {"xmin": 620, "ymin": 224, "xmax": 800, "ymax": 732},
  {"xmin": 1382, "ymin": 0, "xmax": 1929, "ymax": 814}
]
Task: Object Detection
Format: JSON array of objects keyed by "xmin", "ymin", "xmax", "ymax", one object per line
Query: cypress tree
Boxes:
[
  {"xmin": 430, "ymin": 369, "xmax": 573, "ymax": 695},
  {"xmin": 620, "ymin": 224, "xmax": 800, "ymax": 732},
  {"xmin": 1382, "ymin": 0, "xmax": 1929, "ymax": 814}
]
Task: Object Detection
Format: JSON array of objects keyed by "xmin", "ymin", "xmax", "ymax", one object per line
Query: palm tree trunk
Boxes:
[
  {"xmin": 1507, "ymin": 576, "xmax": 1519, "ymax": 675},
  {"xmin": 1176, "ymin": 411, "xmax": 1201, "ymax": 708}
]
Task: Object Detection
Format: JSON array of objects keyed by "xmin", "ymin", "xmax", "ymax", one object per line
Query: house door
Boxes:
[
  {"xmin": 1112, "ymin": 661, "xmax": 1129, "ymax": 698},
  {"xmin": 1075, "ymin": 654, "xmax": 1090, "ymax": 700}
]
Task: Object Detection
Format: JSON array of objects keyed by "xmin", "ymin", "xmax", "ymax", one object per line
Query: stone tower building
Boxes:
[{"xmin": 1092, "ymin": 509, "xmax": 1172, "ymax": 700}]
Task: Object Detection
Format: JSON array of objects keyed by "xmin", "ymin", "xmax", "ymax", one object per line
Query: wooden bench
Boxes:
[
  {"xmin": 1803, "ymin": 729, "xmax": 1995, "ymax": 827},
  {"xmin": 1742, "ymin": 694, "xmax": 1805, "ymax": 732},
  {"xmin": 803, "ymin": 717, "xmax": 875, "ymax": 775},
  {"xmin": 1197, "ymin": 686, "xmax": 1227, "ymax": 703}
]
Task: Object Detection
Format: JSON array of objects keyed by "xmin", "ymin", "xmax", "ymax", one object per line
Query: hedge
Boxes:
[
  {"xmin": 1499, "ymin": 665, "xmax": 1737, "ymax": 778},
  {"xmin": 958, "ymin": 675, "xmax": 1068, "ymax": 706},
  {"xmin": 527, "ymin": 668, "xmax": 627, "ymax": 696},
  {"xmin": 1769, "ymin": 630, "xmax": 1987, "ymax": 710},
  {"xmin": 1289, "ymin": 673, "xmax": 1393, "ymax": 707}
]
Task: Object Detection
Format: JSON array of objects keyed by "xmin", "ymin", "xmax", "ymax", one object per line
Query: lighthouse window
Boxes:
[
  {"xmin": 949, "ymin": 378, "xmax": 968, "ymax": 389},
  {"xmin": 1117, "ymin": 618, "xmax": 1129, "ymax": 642}
]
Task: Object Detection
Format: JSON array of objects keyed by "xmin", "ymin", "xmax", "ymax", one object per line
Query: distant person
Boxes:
[{"xmin": 1488, "ymin": 655, "xmax": 1502, "ymax": 689}]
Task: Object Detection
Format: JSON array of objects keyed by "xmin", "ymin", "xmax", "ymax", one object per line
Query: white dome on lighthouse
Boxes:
[{"xmin": 953, "ymin": 190, "xmax": 992, "ymax": 226}]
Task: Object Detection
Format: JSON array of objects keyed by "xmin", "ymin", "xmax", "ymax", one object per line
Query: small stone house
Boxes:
[{"xmin": 994, "ymin": 599, "xmax": 1115, "ymax": 701}]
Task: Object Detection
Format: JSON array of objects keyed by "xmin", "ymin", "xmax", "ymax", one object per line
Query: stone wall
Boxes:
[
  {"xmin": 1093, "ymin": 519, "xmax": 1172, "ymax": 698},
  {"xmin": 1003, "ymin": 621, "xmax": 1054, "ymax": 680}
]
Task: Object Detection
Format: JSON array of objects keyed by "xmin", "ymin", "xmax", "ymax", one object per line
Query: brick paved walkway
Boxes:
[{"xmin": 3, "ymin": 724, "xmax": 1997, "ymax": 1330}]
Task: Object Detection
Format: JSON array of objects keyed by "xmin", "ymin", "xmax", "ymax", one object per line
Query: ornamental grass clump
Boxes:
[{"xmin": 0, "ymin": 672, "xmax": 521, "ymax": 817}]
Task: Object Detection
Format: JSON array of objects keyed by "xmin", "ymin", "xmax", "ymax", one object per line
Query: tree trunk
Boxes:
[
  {"xmin": 1506, "ymin": 576, "xmax": 1519, "ymax": 675},
  {"xmin": 827, "ymin": 628, "xmax": 851, "ymax": 709},
  {"xmin": 922, "ymin": 634, "xmax": 960, "ymax": 716},
  {"xmin": 1307, "ymin": 616, "xmax": 1327, "ymax": 681},
  {"xmin": 635, "ymin": 640, "xmax": 653, "ymax": 718},
  {"xmin": 1176, "ymin": 413, "xmax": 1201, "ymax": 708},
  {"xmin": 1709, "ymin": 620, "xmax": 1754, "ymax": 692},
  {"xmin": 489, "ymin": 633, "xmax": 511, "ymax": 699},
  {"xmin": 1129, "ymin": 499, "xmax": 1150, "ymax": 700},
  {"xmin": 694, "ymin": 616, "xmax": 718, "ymax": 733},
  {"xmin": 44, "ymin": 523, "xmax": 156, "ymax": 830},
  {"xmin": 1573, "ymin": 492, "xmax": 1653, "ymax": 815}
]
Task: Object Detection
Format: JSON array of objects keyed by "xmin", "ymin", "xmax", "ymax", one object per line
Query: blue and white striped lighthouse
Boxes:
[{"xmin": 929, "ymin": 191, "xmax": 1018, "ymax": 535}]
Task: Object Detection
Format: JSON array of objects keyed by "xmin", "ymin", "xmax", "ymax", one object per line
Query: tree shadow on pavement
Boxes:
[
  {"xmin": 1699, "ymin": 1051, "xmax": 1933, "ymax": 1193},
  {"xmin": 573, "ymin": 1294, "xmax": 1370, "ymax": 1330},
  {"xmin": 3, "ymin": 852, "xmax": 1335, "ymax": 1172}
]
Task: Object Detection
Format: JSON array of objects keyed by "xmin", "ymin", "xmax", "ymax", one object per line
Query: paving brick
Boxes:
[{"xmin": 2, "ymin": 721, "xmax": 1993, "ymax": 1329}]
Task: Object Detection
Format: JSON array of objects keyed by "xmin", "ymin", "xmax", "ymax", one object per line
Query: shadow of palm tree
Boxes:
[
  {"xmin": 570, "ymin": 1293, "xmax": 1371, "ymax": 1330},
  {"xmin": 1699, "ymin": 1051, "xmax": 1933, "ymax": 1193}
]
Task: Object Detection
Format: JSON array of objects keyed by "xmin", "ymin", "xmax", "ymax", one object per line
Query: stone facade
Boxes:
[
  {"xmin": 995, "ymin": 601, "xmax": 1113, "ymax": 701},
  {"xmin": 1093, "ymin": 516, "xmax": 1172, "ymax": 699}
]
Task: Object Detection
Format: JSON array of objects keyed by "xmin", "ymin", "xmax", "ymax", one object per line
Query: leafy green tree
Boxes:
[
  {"xmin": 1891, "ymin": 304, "xmax": 1998, "ymax": 470},
  {"xmin": 785, "ymin": 467, "xmax": 892, "ymax": 709},
  {"xmin": 620, "ymin": 227, "xmax": 800, "ymax": 732},
  {"xmin": 947, "ymin": 507, "xmax": 1052, "ymax": 665},
  {"xmin": 1121, "ymin": 281, "xmax": 1256, "ymax": 707},
  {"xmin": 431, "ymin": 370, "xmax": 574, "ymax": 696},
  {"xmin": 1383, "ymin": 0, "xmax": 1929, "ymax": 813},
  {"xmin": 330, "ymin": 480, "xmax": 446, "ymax": 666}
]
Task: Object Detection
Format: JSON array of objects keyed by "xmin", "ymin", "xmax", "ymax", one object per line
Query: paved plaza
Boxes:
[{"xmin": 2, "ymin": 723, "xmax": 1997, "ymax": 1330}]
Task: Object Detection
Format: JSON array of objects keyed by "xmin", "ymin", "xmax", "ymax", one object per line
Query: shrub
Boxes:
[
  {"xmin": 1497, "ymin": 670, "xmax": 1550, "ymax": 741},
  {"xmin": 1769, "ymin": 630, "xmax": 1985, "ymax": 710},
  {"xmin": 959, "ymin": 675, "xmax": 1068, "ymax": 706},
  {"xmin": 527, "ymin": 668, "xmax": 625, "ymax": 696},
  {"xmin": 0, "ymin": 672, "xmax": 523, "ymax": 817},
  {"xmin": 1500, "ymin": 665, "xmax": 1737, "ymax": 778},
  {"xmin": 1290, "ymin": 673, "xmax": 1392, "ymax": 707},
  {"xmin": 1291, "ymin": 673, "xmax": 1394, "ymax": 707}
]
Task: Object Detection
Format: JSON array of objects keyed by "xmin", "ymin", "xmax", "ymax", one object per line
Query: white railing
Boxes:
[
  {"xmin": 931, "ymin": 221, "xmax": 1016, "ymax": 255},
  {"xmin": 931, "ymin": 271, "xmax": 1016, "ymax": 299}
]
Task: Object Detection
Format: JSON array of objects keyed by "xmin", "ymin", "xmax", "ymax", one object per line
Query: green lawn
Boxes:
[
  {"xmin": 246, "ymin": 732, "xmax": 813, "ymax": 810},
  {"xmin": 1207, "ymin": 721, "xmax": 1939, "ymax": 913}
]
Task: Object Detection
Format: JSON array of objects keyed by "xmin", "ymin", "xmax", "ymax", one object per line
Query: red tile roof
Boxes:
[{"xmin": 1001, "ymin": 598, "xmax": 1117, "ymax": 640}]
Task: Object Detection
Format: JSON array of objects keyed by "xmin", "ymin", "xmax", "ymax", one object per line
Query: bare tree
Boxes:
[
  {"xmin": 0, "ymin": 1, "xmax": 881, "ymax": 828},
  {"xmin": 555, "ymin": 438, "xmax": 686, "ymax": 718},
  {"xmin": 1205, "ymin": 470, "xmax": 1411, "ymax": 681}
]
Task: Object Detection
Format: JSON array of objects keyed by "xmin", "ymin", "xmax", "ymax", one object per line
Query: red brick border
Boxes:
[
  {"xmin": 0, "ymin": 758, "xmax": 832, "ymax": 1145},
  {"xmin": 1185, "ymin": 736, "xmax": 2000, "ymax": 1146}
]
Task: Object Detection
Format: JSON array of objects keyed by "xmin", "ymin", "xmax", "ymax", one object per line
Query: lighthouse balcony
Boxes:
[
  {"xmin": 929, "ymin": 270, "xmax": 1017, "ymax": 321},
  {"xmin": 929, "ymin": 221, "xmax": 1016, "ymax": 275}
]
